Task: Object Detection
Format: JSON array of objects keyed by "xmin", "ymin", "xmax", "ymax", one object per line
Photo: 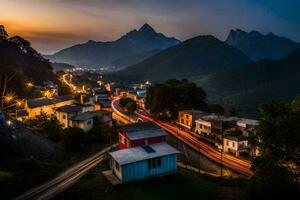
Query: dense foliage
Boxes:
[
  {"xmin": 145, "ymin": 79, "xmax": 207, "ymax": 118},
  {"xmin": 249, "ymin": 100, "xmax": 300, "ymax": 198},
  {"xmin": 192, "ymin": 48, "xmax": 300, "ymax": 117},
  {"xmin": 119, "ymin": 97, "xmax": 137, "ymax": 113}
]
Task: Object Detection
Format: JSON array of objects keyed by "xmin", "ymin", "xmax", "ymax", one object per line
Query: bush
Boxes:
[{"xmin": 62, "ymin": 127, "xmax": 85, "ymax": 152}]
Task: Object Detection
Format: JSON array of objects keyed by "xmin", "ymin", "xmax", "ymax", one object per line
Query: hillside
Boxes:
[
  {"xmin": 111, "ymin": 48, "xmax": 161, "ymax": 70},
  {"xmin": 46, "ymin": 24, "xmax": 180, "ymax": 68},
  {"xmin": 0, "ymin": 26, "xmax": 55, "ymax": 84},
  {"xmin": 226, "ymin": 29, "xmax": 300, "ymax": 61},
  {"xmin": 191, "ymin": 49, "xmax": 300, "ymax": 117},
  {"xmin": 113, "ymin": 35, "xmax": 251, "ymax": 82}
]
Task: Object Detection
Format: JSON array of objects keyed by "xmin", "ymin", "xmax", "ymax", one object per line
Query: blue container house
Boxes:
[{"xmin": 109, "ymin": 142, "xmax": 179, "ymax": 183}]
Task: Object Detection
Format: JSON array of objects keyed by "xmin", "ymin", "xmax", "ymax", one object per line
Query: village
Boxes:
[{"xmin": 0, "ymin": 70, "xmax": 261, "ymax": 190}]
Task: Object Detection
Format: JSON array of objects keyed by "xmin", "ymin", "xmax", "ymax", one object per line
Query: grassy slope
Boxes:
[{"xmin": 56, "ymin": 162, "xmax": 248, "ymax": 200}]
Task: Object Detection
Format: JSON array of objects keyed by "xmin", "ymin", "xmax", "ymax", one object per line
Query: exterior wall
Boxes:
[
  {"xmin": 224, "ymin": 139, "xmax": 249, "ymax": 156},
  {"xmin": 178, "ymin": 112, "xmax": 192, "ymax": 129},
  {"xmin": 25, "ymin": 99, "xmax": 75, "ymax": 119},
  {"xmin": 69, "ymin": 119, "xmax": 94, "ymax": 132},
  {"xmin": 120, "ymin": 154, "xmax": 177, "ymax": 183},
  {"xmin": 195, "ymin": 120, "xmax": 212, "ymax": 136}
]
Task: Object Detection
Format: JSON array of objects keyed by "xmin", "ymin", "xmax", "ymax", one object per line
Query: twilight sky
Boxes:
[{"xmin": 0, "ymin": 0, "xmax": 299, "ymax": 54}]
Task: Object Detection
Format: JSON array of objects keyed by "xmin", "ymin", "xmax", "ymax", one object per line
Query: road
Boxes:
[
  {"xmin": 15, "ymin": 144, "xmax": 117, "ymax": 200},
  {"xmin": 111, "ymin": 98, "xmax": 253, "ymax": 177}
]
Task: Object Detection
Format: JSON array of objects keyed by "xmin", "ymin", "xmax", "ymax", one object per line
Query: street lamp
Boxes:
[
  {"xmin": 4, "ymin": 92, "xmax": 15, "ymax": 103},
  {"xmin": 26, "ymin": 81, "xmax": 34, "ymax": 89}
]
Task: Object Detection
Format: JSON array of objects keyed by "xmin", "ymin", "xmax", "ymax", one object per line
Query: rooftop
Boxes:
[
  {"xmin": 180, "ymin": 110, "xmax": 206, "ymax": 115},
  {"xmin": 69, "ymin": 110, "xmax": 109, "ymax": 121},
  {"xmin": 197, "ymin": 114, "xmax": 239, "ymax": 122},
  {"xmin": 56, "ymin": 105, "xmax": 82, "ymax": 113},
  {"xmin": 26, "ymin": 95, "xmax": 73, "ymax": 109},
  {"xmin": 109, "ymin": 143, "xmax": 179, "ymax": 165},
  {"xmin": 127, "ymin": 129, "xmax": 167, "ymax": 140},
  {"xmin": 121, "ymin": 122, "xmax": 161, "ymax": 133},
  {"xmin": 237, "ymin": 118, "xmax": 259, "ymax": 126},
  {"xmin": 225, "ymin": 134, "xmax": 248, "ymax": 142}
]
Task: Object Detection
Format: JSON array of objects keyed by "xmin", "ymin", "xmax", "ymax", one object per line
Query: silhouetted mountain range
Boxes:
[
  {"xmin": 226, "ymin": 29, "xmax": 300, "ymax": 61},
  {"xmin": 191, "ymin": 49, "xmax": 300, "ymax": 117},
  {"xmin": 46, "ymin": 23, "xmax": 180, "ymax": 69},
  {"xmin": 113, "ymin": 35, "xmax": 252, "ymax": 82}
]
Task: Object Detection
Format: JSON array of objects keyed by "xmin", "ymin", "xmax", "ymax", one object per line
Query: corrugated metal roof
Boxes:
[
  {"xmin": 121, "ymin": 122, "xmax": 160, "ymax": 133},
  {"xmin": 56, "ymin": 105, "xmax": 82, "ymax": 113},
  {"xmin": 109, "ymin": 143, "xmax": 179, "ymax": 165},
  {"xmin": 127, "ymin": 129, "xmax": 167, "ymax": 140},
  {"xmin": 27, "ymin": 95, "xmax": 73, "ymax": 108},
  {"xmin": 69, "ymin": 110, "xmax": 109, "ymax": 121}
]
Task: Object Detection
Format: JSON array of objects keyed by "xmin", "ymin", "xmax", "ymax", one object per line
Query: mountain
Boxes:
[
  {"xmin": 51, "ymin": 62, "xmax": 75, "ymax": 72},
  {"xmin": 191, "ymin": 48, "xmax": 300, "ymax": 117},
  {"xmin": 0, "ymin": 25, "xmax": 55, "ymax": 84},
  {"xmin": 226, "ymin": 29, "xmax": 300, "ymax": 61},
  {"xmin": 46, "ymin": 23, "xmax": 180, "ymax": 69},
  {"xmin": 111, "ymin": 48, "xmax": 161, "ymax": 70},
  {"xmin": 113, "ymin": 35, "xmax": 252, "ymax": 82}
]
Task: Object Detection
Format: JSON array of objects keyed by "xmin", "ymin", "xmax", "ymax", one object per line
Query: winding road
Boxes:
[{"xmin": 111, "ymin": 98, "xmax": 253, "ymax": 177}]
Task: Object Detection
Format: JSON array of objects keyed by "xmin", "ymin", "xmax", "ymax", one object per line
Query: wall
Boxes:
[{"xmin": 121, "ymin": 154, "xmax": 177, "ymax": 183}]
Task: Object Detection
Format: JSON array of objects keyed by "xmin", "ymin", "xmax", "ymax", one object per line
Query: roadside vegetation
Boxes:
[{"xmin": 119, "ymin": 97, "xmax": 137, "ymax": 113}]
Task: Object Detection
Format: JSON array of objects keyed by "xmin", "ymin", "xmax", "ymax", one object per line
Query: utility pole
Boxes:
[
  {"xmin": 198, "ymin": 133, "xmax": 201, "ymax": 175},
  {"xmin": 220, "ymin": 132, "xmax": 224, "ymax": 180}
]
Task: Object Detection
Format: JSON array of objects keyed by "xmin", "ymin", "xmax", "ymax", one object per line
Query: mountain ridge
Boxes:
[
  {"xmin": 46, "ymin": 23, "xmax": 180, "ymax": 69},
  {"xmin": 225, "ymin": 29, "xmax": 300, "ymax": 61},
  {"xmin": 112, "ymin": 35, "xmax": 252, "ymax": 82}
]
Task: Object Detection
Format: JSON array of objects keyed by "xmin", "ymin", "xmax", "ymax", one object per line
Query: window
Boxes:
[
  {"xmin": 232, "ymin": 142, "xmax": 235, "ymax": 147},
  {"xmin": 148, "ymin": 157, "xmax": 162, "ymax": 170},
  {"xmin": 62, "ymin": 115, "xmax": 66, "ymax": 119},
  {"xmin": 87, "ymin": 120, "xmax": 92, "ymax": 125},
  {"xmin": 226, "ymin": 140, "xmax": 229, "ymax": 146},
  {"xmin": 115, "ymin": 161, "xmax": 120, "ymax": 171}
]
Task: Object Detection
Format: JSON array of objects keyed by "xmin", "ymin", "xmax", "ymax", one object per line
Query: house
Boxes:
[
  {"xmin": 118, "ymin": 122, "xmax": 167, "ymax": 149},
  {"xmin": 195, "ymin": 114, "xmax": 238, "ymax": 143},
  {"xmin": 178, "ymin": 110, "xmax": 207, "ymax": 131},
  {"xmin": 236, "ymin": 118, "xmax": 259, "ymax": 135},
  {"xmin": 56, "ymin": 105, "xmax": 92, "ymax": 128},
  {"xmin": 68, "ymin": 110, "xmax": 112, "ymax": 132},
  {"xmin": 223, "ymin": 133, "xmax": 249, "ymax": 156},
  {"xmin": 109, "ymin": 142, "xmax": 179, "ymax": 183},
  {"xmin": 24, "ymin": 95, "xmax": 75, "ymax": 119}
]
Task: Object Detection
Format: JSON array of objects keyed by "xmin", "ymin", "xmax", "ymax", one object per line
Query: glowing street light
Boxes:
[
  {"xmin": 26, "ymin": 81, "xmax": 34, "ymax": 89},
  {"xmin": 4, "ymin": 92, "xmax": 15, "ymax": 103},
  {"xmin": 43, "ymin": 90, "xmax": 53, "ymax": 98},
  {"xmin": 15, "ymin": 99, "xmax": 23, "ymax": 107}
]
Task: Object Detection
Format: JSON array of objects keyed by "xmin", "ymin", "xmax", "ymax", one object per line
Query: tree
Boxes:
[
  {"xmin": 25, "ymin": 112, "xmax": 63, "ymax": 142},
  {"xmin": 62, "ymin": 127, "xmax": 85, "ymax": 152},
  {"xmin": 145, "ymin": 79, "xmax": 207, "ymax": 118},
  {"xmin": 249, "ymin": 100, "xmax": 300, "ymax": 198},
  {"xmin": 0, "ymin": 65, "xmax": 18, "ymax": 109},
  {"xmin": 89, "ymin": 117, "xmax": 112, "ymax": 143},
  {"xmin": 119, "ymin": 97, "xmax": 137, "ymax": 113}
]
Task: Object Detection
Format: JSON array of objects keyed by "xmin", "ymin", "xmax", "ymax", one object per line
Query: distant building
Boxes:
[
  {"xmin": 68, "ymin": 110, "xmax": 112, "ymax": 132},
  {"xmin": 223, "ymin": 133, "xmax": 249, "ymax": 156},
  {"xmin": 118, "ymin": 122, "xmax": 167, "ymax": 149},
  {"xmin": 24, "ymin": 95, "xmax": 75, "ymax": 119},
  {"xmin": 109, "ymin": 142, "xmax": 179, "ymax": 183},
  {"xmin": 56, "ymin": 105, "xmax": 93, "ymax": 128},
  {"xmin": 177, "ymin": 110, "xmax": 207, "ymax": 131},
  {"xmin": 195, "ymin": 114, "xmax": 237, "ymax": 142}
]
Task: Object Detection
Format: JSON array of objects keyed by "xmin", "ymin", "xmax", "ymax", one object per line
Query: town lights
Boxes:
[
  {"xmin": 4, "ymin": 92, "xmax": 15, "ymax": 103},
  {"xmin": 26, "ymin": 81, "xmax": 34, "ymax": 88},
  {"xmin": 43, "ymin": 90, "xmax": 53, "ymax": 98},
  {"xmin": 16, "ymin": 99, "xmax": 23, "ymax": 107}
]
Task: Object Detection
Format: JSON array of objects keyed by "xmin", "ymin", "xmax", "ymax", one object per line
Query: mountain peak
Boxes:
[
  {"xmin": 138, "ymin": 23, "xmax": 156, "ymax": 34},
  {"xmin": 0, "ymin": 25, "xmax": 9, "ymax": 39}
]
